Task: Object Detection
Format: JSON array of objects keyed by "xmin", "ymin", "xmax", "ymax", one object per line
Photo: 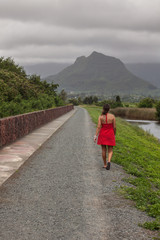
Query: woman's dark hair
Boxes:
[{"xmin": 102, "ymin": 104, "xmax": 110, "ymax": 115}]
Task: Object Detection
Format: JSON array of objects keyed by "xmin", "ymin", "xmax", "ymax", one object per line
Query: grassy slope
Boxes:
[{"xmin": 84, "ymin": 105, "xmax": 160, "ymax": 231}]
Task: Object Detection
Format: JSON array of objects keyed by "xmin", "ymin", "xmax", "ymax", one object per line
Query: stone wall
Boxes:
[{"xmin": 0, "ymin": 105, "xmax": 74, "ymax": 147}]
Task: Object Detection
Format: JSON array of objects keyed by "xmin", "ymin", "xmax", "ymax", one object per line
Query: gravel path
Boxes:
[{"xmin": 0, "ymin": 107, "xmax": 157, "ymax": 240}]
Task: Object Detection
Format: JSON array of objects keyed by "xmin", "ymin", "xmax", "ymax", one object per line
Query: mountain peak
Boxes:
[
  {"xmin": 90, "ymin": 51, "xmax": 100, "ymax": 56},
  {"xmin": 75, "ymin": 56, "xmax": 86, "ymax": 64},
  {"xmin": 88, "ymin": 51, "xmax": 119, "ymax": 63},
  {"xmin": 89, "ymin": 51, "xmax": 105, "ymax": 58}
]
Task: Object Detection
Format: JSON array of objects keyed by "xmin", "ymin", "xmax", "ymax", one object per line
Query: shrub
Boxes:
[
  {"xmin": 0, "ymin": 57, "xmax": 65, "ymax": 118},
  {"xmin": 156, "ymin": 101, "xmax": 160, "ymax": 121},
  {"xmin": 83, "ymin": 96, "xmax": 98, "ymax": 105},
  {"xmin": 68, "ymin": 98, "xmax": 79, "ymax": 106},
  {"xmin": 138, "ymin": 98, "xmax": 153, "ymax": 108},
  {"xmin": 0, "ymin": 57, "xmax": 26, "ymax": 77},
  {"xmin": 96, "ymin": 99, "xmax": 123, "ymax": 108}
]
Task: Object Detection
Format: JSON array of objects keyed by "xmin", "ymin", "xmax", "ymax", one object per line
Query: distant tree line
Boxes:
[
  {"xmin": 68, "ymin": 94, "xmax": 160, "ymax": 121},
  {"xmin": 68, "ymin": 95, "xmax": 98, "ymax": 106},
  {"xmin": 68, "ymin": 95, "xmax": 123, "ymax": 108}
]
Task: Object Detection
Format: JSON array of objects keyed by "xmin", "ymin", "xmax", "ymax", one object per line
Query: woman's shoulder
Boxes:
[
  {"xmin": 99, "ymin": 114, "xmax": 105, "ymax": 120},
  {"xmin": 108, "ymin": 113, "xmax": 115, "ymax": 118},
  {"xmin": 99, "ymin": 114, "xmax": 103, "ymax": 119}
]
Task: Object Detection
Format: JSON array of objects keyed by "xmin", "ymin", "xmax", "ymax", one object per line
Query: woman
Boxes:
[{"xmin": 94, "ymin": 104, "xmax": 116, "ymax": 170}]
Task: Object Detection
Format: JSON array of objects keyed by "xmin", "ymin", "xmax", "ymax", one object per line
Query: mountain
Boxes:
[
  {"xmin": 125, "ymin": 63, "xmax": 160, "ymax": 88},
  {"xmin": 46, "ymin": 51, "xmax": 157, "ymax": 95}
]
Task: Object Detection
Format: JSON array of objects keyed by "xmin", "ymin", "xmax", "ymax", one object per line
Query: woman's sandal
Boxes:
[{"xmin": 106, "ymin": 162, "xmax": 110, "ymax": 170}]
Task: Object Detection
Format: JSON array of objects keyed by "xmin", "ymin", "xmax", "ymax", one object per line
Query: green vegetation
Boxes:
[
  {"xmin": 69, "ymin": 95, "xmax": 159, "ymax": 120},
  {"xmin": 156, "ymin": 101, "xmax": 160, "ymax": 121},
  {"xmin": 69, "ymin": 95, "xmax": 123, "ymax": 108},
  {"xmin": 138, "ymin": 97, "xmax": 154, "ymax": 108},
  {"xmin": 0, "ymin": 57, "xmax": 65, "ymax": 118},
  {"xmin": 83, "ymin": 96, "xmax": 98, "ymax": 105},
  {"xmin": 96, "ymin": 95, "xmax": 123, "ymax": 108},
  {"xmin": 69, "ymin": 95, "xmax": 98, "ymax": 106},
  {"xmin": 84, "ymin": 105, "xmax": 160, "ymax": 231}
]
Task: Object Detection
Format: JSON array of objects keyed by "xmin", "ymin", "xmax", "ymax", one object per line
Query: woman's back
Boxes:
[{"xmin": 100, "ymin": 113, "xmax": 115, "ymax": 125}]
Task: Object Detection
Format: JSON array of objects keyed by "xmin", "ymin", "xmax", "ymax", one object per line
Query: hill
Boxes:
[
  {"xmin": 126, "ymin": 63, "xmax": 160, "ymax": 88},
  {"xmin": 46, "ymin": 52, "xmax": 156, "ymax": 95}
]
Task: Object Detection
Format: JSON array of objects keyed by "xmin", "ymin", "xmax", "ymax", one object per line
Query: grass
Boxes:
[{"xmin": 84, "ymin": 105, "xmax": 160, "ymax": 232}]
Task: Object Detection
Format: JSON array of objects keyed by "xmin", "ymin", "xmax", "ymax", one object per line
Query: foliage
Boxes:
[
  {"xmin": 96, "ymin": 96, "xmax": 123, "ymax": 108},
  {"xmin": 84, "ymin": 105, "xmax": 160, "ymax": 231},
  {"xmin": 138, "ymin": 97, "xmax": 154, "ymax": 108},
  {"xmin": 68, "ymin": 95, "xmax": 98, "ymax": 106},
  {"xmin": 59, "ymin": 89, "xmax": 67, "ymax": 102},
  {"xmin": 0, "ymin": 57, "xmax": 26, "ymax": 77},
  {"xmin": 68, "ymin": 98, "xmax": 79, "ymax": 106},
  {"xmin": 77, "ymin": 97, "xmax": 83, "ymax": 105},
  {"xmin": 116, "ymin": 95, "xmax": 121, "ymax": 103},
  {"xmin": 139, "ymin": 219, "xmax": 160, "ymax": 231},
  {"xmin": 156, "ymin": 101, "xmax": 160, "ymax": 121},
  {"xmin": 0, "ymin": 57, "xmax": 64, "ymax": 118},
  {"xmin": 83, "ymin": 96, "xmax": 98, "ymax": 105}
]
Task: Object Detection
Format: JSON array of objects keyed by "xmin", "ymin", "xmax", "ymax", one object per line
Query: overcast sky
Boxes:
[{"xmin": 0, "ymin": 0, "xmax": 160, "ymax": 65}]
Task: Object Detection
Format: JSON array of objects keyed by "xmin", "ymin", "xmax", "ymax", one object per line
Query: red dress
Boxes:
[{"xmin": 97, "ymin": 113, "xmax": 116, "ymax": 146}]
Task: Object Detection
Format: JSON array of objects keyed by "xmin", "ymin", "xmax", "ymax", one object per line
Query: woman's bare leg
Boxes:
[
  {"xmin": 108, "ymin": 146, "xmax": 113, "ymax": 162},
  {"xmin": 101, "ymin": 145, "xmax": 107, "ymax": 167}
]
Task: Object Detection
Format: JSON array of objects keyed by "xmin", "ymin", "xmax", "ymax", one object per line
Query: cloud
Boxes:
[
  {"xmin": 0, "ymin": 0, "xmax": 160, "ymax": 64},
  {"xmin": 1, "ymin": 0, "xmax": 160, "ymax": 31}
]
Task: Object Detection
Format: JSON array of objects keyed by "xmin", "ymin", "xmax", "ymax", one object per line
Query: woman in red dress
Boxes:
[{"xmin": 94, "ymin": 104, "xmax": 116, "ymax": 170}]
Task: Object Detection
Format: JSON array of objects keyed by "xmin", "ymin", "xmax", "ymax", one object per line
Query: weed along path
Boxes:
[{"xmin": 0, "ymin": 107, "xmax": 158, "ymax": 240}]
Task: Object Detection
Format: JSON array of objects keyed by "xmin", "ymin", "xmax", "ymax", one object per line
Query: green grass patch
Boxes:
[{"xmin": 84, "ymin": 105, "xmax": 160, "ymax": 231}]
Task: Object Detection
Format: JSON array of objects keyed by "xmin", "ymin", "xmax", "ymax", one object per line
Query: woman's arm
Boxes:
[
  {"xmin": 113, "ymin": 116, "xmax": 116, "ymax": 135},
  {"xmin": 94, "ymin": 116, "xmax": 101, "ymax": 142}
]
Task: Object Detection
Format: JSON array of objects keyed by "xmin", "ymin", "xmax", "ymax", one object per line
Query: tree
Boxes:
[
  {"xmin": 83, "ymin": 95, "xmax": 98, "ymax": 105},
  {"xmin": 115, "ymin": 95, "xmax": 123, "ymax": 107},
  {"xmin": 138, "ymin": 98, "xmax": 153, "ymax": 108},
  {"xmin": 0, "ymin": 57, "xmax": 62, "ymax": 118},
  {"xmin": 78, "ymin": 97, "xmax": 82, "ymax": 105},
  {"xmin": 156, "ymin": 101, "xmax": 160, "ymax": 121},
  {"xmin": 59, "ymin": 89, "xmax": 67, "ymax": 102},
  {"xmin": 0, "ymin": 57, "xmax": 26, "ymax": 77},
  {"xmin": 93, "ymin": 96, "xmax": 98, "ymax": 103},
  {"xmin": 116, "ymin": 95, "xmax": 121, "ymax": 103},
  {"xmin": 69, "ymin": 98, "xmax": 79, "ymax": 106}
]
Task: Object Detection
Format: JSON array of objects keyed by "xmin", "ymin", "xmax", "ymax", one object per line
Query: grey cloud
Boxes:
[
  {"xmin": 0, "ymin": 0, "xmax": 160, "ymax": 32},
  {"xmin": 0, "ymin": 0, "xmax": 160, "ymax": 64},
  {"xmin": 1, "ymin": 21, "xmax": 159, "ymax": 52}
]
